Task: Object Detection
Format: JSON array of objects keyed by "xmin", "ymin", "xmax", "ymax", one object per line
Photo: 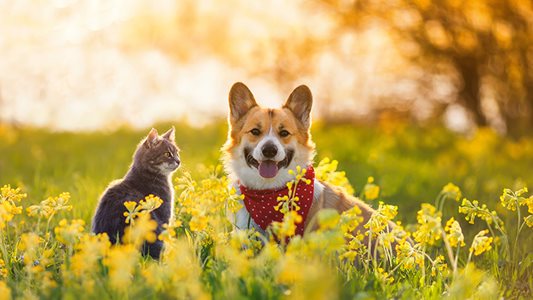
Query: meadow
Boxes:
[{"xmin": 0, "ymin": 120, "xmax": 532, "ymax": 299}]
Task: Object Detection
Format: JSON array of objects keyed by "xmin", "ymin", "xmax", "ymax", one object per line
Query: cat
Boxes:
[{"xmin": 91, "ymin": 127, "xmax": 180, "ymax": 259}]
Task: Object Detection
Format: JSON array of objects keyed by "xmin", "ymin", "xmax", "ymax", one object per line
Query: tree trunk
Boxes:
[
  {"xmin": 455, "ymin": 57, "xmax": 488, "ymax": 126},
  {"xmin": 525, "ymin": 79, "xmax": 533, "ymax": 132}
]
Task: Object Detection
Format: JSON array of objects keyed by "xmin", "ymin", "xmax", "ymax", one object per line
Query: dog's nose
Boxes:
[{"xmin": 262, "ymin": 143, "xmax": 278, "ymax": 158}]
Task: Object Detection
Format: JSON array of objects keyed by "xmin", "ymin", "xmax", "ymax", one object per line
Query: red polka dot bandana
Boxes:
[{"xmin": 240, "ymin": 166, "xmax": 315, "ymax": 236}]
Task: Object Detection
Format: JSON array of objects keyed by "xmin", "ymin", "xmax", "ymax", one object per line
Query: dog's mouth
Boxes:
[{"xmin": 244, "ymin": 148, "xmax": 294, "ymax": 178}]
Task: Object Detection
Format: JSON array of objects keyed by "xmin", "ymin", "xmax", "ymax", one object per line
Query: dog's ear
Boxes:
[
  {"xmin": 228, "ymin": 82, "xmax": 257, "ymax": 124},
  {"xmin": 284, "ymin": 85, "xmax": 313, "ymax": 129},
  {"xmin": 144, "ymin": 128, "xmax": 159, "ymax": 148},
  {"xmin": 162, "ymin": 126, "xmax": 175, "ymax": 142}
]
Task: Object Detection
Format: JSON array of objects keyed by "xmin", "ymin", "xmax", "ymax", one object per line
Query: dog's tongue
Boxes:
[{"xmin": 258, "ymin": 161, "xmax": 279, "ymax": 178}]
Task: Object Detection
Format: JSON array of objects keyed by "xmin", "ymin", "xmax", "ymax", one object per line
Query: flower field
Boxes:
[{"xmin": 0, "ymin": 122, "xmax": 532, "ymax": 299}]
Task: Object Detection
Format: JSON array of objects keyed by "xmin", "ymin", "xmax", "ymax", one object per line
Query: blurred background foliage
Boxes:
[
  {"xmin": 1, "ymin": 0, "xmax": 532, "ymax": 135},
  {"xmin": 323, "ymin": 0, "xmax": 533, "ymax": 136}
]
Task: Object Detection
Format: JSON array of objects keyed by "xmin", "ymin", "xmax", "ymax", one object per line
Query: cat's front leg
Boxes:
[
  {"xmin": 142, "ymin": 239, "xmax": 164, "ymax": 259},
  {"xmin": 141, "ymin": 213, "xmax": 166, "ymax": 259}
]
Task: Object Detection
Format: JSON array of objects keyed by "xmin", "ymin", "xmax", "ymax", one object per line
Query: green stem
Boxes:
[
  {"xmin": 486, "ymin": 222, "xmax": 496, "ymax": 238},
  {"xmin": 491, "ymin": 216, "xmax": 510, "ymax": 259},
  {"xmin": 512, "ymin": 207, "xmax": 521, "ymax": 262},
  {"xmin": 437, "ymin": 194, "xmax": 447, "ymax": 213},
  {"xmin": 388, "ymin": 259, "xmax": 405, "ymax": 275},
  {"xmin": 421, "ymin": 245, "xmax": 426, "ymax": 287},
  {"xmin": 454, "ymin": 246, "xmax": 460, "ymax": 276},
  {"xmin": 0, "ymin": 232, "xmax": 9, "ymax": 273},
  {"xmin": 36, "ymin": 215, "xmax": 42, "ymax": 233},
  {"xmin": 466, "ymin": 250, "xmax": 473, "ymax": 266},
  {"xmin": 367, "ymin": 229, "xmax": 373, "ymax": 271},
  {"xmin": 45, "ymin": 212, "xmax": 55, "ymax": 234},
  {"xmin": 441, "ymin": 231, "xmax": 457, "ymax": 274}
]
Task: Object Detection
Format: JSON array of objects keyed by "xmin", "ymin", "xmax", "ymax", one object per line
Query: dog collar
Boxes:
[{"xmin": 239, "ymin": 166, "xmax": 315, "ymax": 237}]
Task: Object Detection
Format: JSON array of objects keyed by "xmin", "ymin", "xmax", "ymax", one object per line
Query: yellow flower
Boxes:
[
  {"xmin": 525, "ymin": 196, "xmax": 533, "ymax": 214},
  {"xmin": 470, "ymin": 230, "xmax": 493, "ymax": 256},
  {"xmin": 376, "ymin": 267, "xmax": 394, "ymax": 284},
  {"xmin": 445, "ymin": 217, "xmax": 465, "ymax": 247},
  {"xmin": 518, "ymin": 194, "xmax": 533, "ymax": 225},
  {"xmin": 0, "ymin": 184, "xmax": 27, "ymax": 203},
  {"xmin": 138, "ymin": 194, "xmax": 163, "ymax": 212},
  {"xmin": 276, "ymin": 166, "xmax": 312, "ymax": 214},
  {"xmin": 27, "ymin": 192, "xmax": 72, "ymax": 219},
  {"xmin": 18, "ymin": 233, "xmax": 42, "ymax": 267},
  {"xmin": 140, "ymin": 239, "xmax": 208, "ymax": 299},
  {"xmin": 103, "ymin": 244, "xmax": 139, "ymax": 291},
  {"xmin": 0, "ymin": 185, "xmax": 25, "ymax": 228},
  {"xmin": 0, "ymin": 260, "xmax": 7, "ymax": 279},
  {"xmin": 175, "ymin": 166, "xmax": 243, "ymax": 237},
  {"xmin": 123, "ymin": 213, "xmax": 158, "ymax": 246},
  {"xmin": 0, "ymin": 281, "xmax": 11, "ymax": 300},
  {"xmin": 317, "ymin": 209, "xmax": 340, "ymax": 231},
  {"xmin": 395, "ymin": 240, "xmax": 424, "ymax": 270},
  {"xmin": 377, "ymin": 230, "xmax": 396, "ymax": 249},
  {"xmin": 525, "ymin": 215, "xmax": 533, "ymax": 228},
  {"xmin": 0, "ymin": 203, "xmax": 15, "ymax": 229},
  {"xmin": 340, "ymin": 233, "xmax": 366, "ymax": 263},
  {"xmin": 45, "ymin": 192, "xmax": 73, "ymax": 212},
  {"xmin": 123, "ymin": 201, "xmax": 140, "ymax": 224},
  {"xmin": 363, "ymin": 177, "xmax": 380, "ymax": 201},
  {"xmin": 54, "ymin": 219, "xmax": 85, "ymax": 245},
  {"xmin": 500, "ymin": 187, "xmax": 528, "ymax": 211},
  {"xmin": 70, "ymin": 233, "xmax": 111, "ymax": 278},
  {"xmin": 413, "ymin": 203, "xmax": 442, "ymax": 246},
  {"xmin": 271, "ymin": 210, "xmax": 303, "ymax": 239},
  {"xmin": 339, "ymin": 205, "xmax": 363, "ymax": 233},
  {"xmin": 431, "ymin": 255, "xmax": 448, "ymax": 277},
  {"xmin": 189, "ymin": 214, "xmax": 208, "ymax": 232},
  {"xmin": 459, "ymin": 198, "xmax": 500, "ymax": 225},
  {"xmin": 441, "ymin": 183, "xmax": 462, "ymax": 202},
  {"xmin": 26, "ymin": 203, "xmax": 53, "ymax": 218},
  {"xmin": 40, "ymin": 271, "xmax": 58, "ymax": 295},
  {"xmin": 314, "ymin": 158, "xmax": 355, "ymax": 195},
  {"xmin": 158, "ymin": 221, "xmax": 181, "ymax": 242},
  {"xmin": 276, "ymin": 255, "xmax": 303, "ymax": 284},
  {"xmin": 364, "ymin": 202, "xmax": 398, "ymax": 236},
  {"xmin": 123, "ymin": 195, "xmax": 164, "ymax": 226}
]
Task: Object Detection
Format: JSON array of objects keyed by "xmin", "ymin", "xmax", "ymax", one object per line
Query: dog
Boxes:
[{"xmin": 222, "ymin": 82, "xmax": 379, "ymax": 238}]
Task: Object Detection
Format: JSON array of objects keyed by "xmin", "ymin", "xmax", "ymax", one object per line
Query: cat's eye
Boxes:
[
  {"xmin": 250, "ymin": 128, "xmax": 261, "ymax": 136},
  {"xmin": 164, "ymin": 152, "xmax": 172, "ymax": 158},
  {"xmin": 279, "ymin": 130, "xmax": 290, "ymax": 137}
]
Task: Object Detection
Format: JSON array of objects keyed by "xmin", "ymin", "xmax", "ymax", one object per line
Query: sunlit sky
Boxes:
[{"xmin": 0, "ymin": 0, "xmax": 461, "ymax": 131}]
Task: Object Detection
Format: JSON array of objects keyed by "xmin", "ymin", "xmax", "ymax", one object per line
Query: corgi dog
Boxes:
[{"xmin": 222, "ymin": 82, "xmax": 379, "ymax": 237}]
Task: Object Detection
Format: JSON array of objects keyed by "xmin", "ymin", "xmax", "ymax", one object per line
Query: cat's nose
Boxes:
[{"xmin": 175, "ymin": 158, "xmax": 181, "ymax": 166}]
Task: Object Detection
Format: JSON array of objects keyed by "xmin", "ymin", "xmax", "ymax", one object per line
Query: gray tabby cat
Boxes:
[{"xmin": 91, "ymin": 127, "xmax": 180, "ymax": 259}]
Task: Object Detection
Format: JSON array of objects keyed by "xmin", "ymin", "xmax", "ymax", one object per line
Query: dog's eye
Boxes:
[
  {"xmin": 279, "ymin": 130, "xmax": 290, "ymax": 137},
  {"xmin": 164, "ymin": 152, "xmax": 172, "ymax": 158},
  {"xmin": 250, "ymin": 128, "xmax": 261, "ymax": 136}
]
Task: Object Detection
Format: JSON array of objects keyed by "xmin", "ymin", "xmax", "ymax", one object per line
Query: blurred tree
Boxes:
[
  {"xmin": 120, "ymin": 0, "xmax": 327, "ymax": 93},
  {"xmin": 324, "ymin": 0, "xmax": 533, "ymax": 135}
]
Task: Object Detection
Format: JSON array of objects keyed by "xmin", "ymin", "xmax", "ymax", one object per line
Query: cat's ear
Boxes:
[
  {"xmin": 162, "ymin": 126, "xmax": 175, "ymax": 142},
  {"xmin": 228, "ymin": 82, "xmax": 257, "ymax": 125},
  {"xmin": 144, "ymin": 128, "xmax": 159, "ymax": 148}
]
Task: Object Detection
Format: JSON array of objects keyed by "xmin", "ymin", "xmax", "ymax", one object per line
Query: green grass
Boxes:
[
  {"xmin": 0, "ymin": 121, "xmax": 532, "ymax": 299},
  {"xmin": 1, "ymin": 121, "xmax": 531, "ymax": 224}
]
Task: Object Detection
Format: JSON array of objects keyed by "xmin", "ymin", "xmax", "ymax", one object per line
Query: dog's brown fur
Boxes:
[{"xmin": 223, "ymin": 82, "xmax": 380, "ymax": 237}]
